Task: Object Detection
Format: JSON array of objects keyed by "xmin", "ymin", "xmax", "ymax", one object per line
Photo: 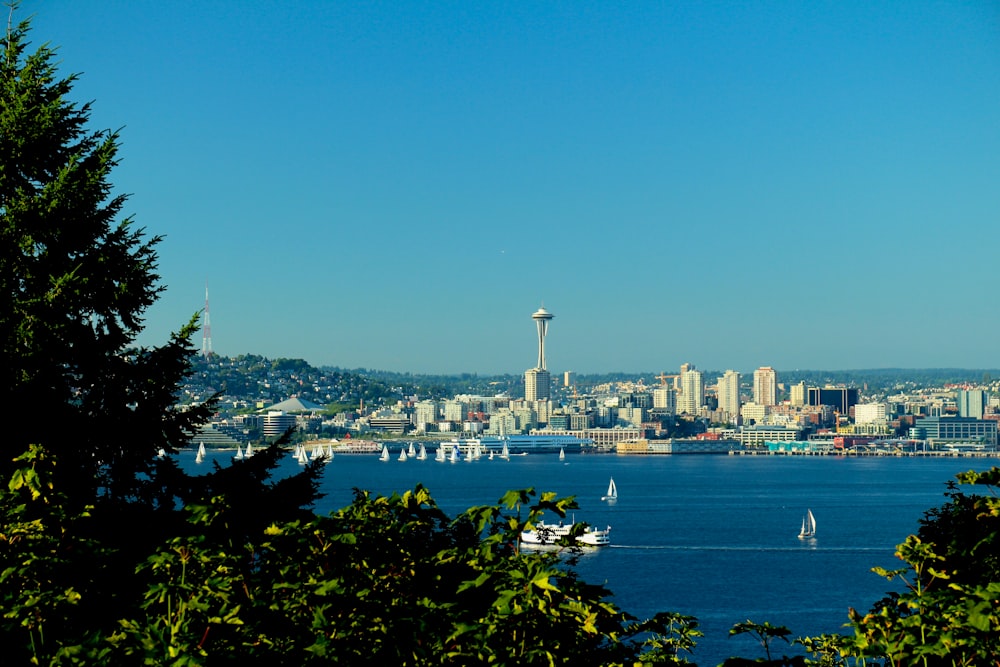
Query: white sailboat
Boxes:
[
  {"xmin": 601, "ymin": 477, "xmax": 618, "ymax": 502},
  {"xmin": 500, "ymin": 440, "xmax": 510, "ymax": 460},
  {"xmin": 450, "ymin": 445, "xmax": 459, "ymax": 463},
  {"xmin": 558, "ymin": 447, "xmax": 565, "ymax": 461},
  {"xmin": 311, "ymin": 443, "xmax": 324, "ymax": 460},
  {"xmin": 417, "ymin": 443, "xmax": 427, "ymax": 460},
  {"xmin": 408, "ymin": 442, "xmax": 417, "ymax": 458},
  {"xmin": 234, "ymin": 445, "xmax": 244, "ymax": 460},
  {"xmin": 297, "ymin": 446, "xmax": 309, "ymax": 464},
  {"xmin": 435, "ymin": 447, "xmax": 445, "ymax": 462},
  {"xmin": 325, "ymin": 444, "xmax": 334, "ymax": 460},
  {"xmin": 798, "ymin": 509, "xmax": 816, "ymax": 539},
  {"xmin": 196, "ymin": 441, "xmax": 206, "ymax": 463},
  {"xmin": 398, "ymin": 447, "xmax": 408, "ymax": 462},
  {"xmin": 379, "ymin": 444, "xmax": 390, "ymax": 462}
]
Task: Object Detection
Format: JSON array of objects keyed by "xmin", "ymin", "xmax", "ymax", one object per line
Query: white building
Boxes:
[
  {"xmin": 717, "ymin": 370, "xmax": 741, "ymax": 420},
  {"xmin": 854, "ymin": 402, "xmax": 888, "ymax": 425},
  {"xmin": 677, "ymin": 364, "xmax": 704, "ymax": 415},
  {"xmin": 753, "ymin": 366, "xmax": 777, "ymax": 406}
]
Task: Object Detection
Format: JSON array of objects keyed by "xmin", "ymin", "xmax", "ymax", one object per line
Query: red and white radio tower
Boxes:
[{"xmin": 202, "ymin": 282, "xmax": 213, "ymax": 358}]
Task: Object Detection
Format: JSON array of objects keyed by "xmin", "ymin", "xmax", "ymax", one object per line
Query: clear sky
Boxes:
[{"xmin": 21, "ymin": 2, "xmax": 1000, "ymax": 375}]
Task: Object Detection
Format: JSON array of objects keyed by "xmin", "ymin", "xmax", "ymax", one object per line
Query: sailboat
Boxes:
[
  {"xmin": 379, "ymin": 444, "xmax": 390, "ymax": 462},
  {"xmin": 325, "ymin": 444, "xmax": 334, "ymax": 460},
  {"xmin": 245, "ymin": 442, "xmax": 254, "ymax": 457},
  {"xmin": 234, "ymin": 445, "xmax": 244, "ymax": 460},
  {"xmin": 435, "ymin": 447, "xmax": 445, "ymax": 462},
  {"xmin": 416, "ymin": 443, "xmax": 427, "ymax": 460},
  {"xmin": 450, "ymin": 445, "xmax": 459, "ymax": 463},
  {"xmin": 408, "ymin": 442, "xmax": 417, "ymax": 458},
  {"xmin": 798, "ymin": 509, "xmax": 816, "ymax": 539},
  {"xmin": 196, "ymin": 441, "xmax": 206, "ymax": 463},
  {"xmin": 297, "ymin": 446, "xmax": 309, "ymax": 465},
  {"xmin": 601, "ymin": 477, "xmax": 618, "ymax": 502},
  {"xmin": 398, "ymin": 447, "xmax": 408, "ymax": 462},
  {"xmin": 559, "ymin": 447, "xmax": 565, "ymax": 461},
  {"xmin": 500, "ymin": 440, "xmax": 510, "ymax": 460}
]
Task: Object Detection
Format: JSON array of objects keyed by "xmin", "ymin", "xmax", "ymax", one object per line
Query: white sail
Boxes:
[
  {"xmin": 450, "ymin": 445, "xmax": 459, "ymax": 463},
  {"xmin": 245, "ymin": 442, "xmax": 254, "ymax": 457},
  {"xmin": 234, "ymin": 445, "xmax": 243, "ymax": 460},
  {"xmin": 500, "ymin": 441, "xmax": 510, "ymax": 460},
  {"xmin": 435, "ymin": 447, "xmax": 445, "ymax": 462},
  {"xmin": 311, "ymin": 443, "xmax": 323, "ymax": 460},
  {"xmin": 398, "ymin": 447, "xmax": 408, "ymax": 462},
  {"xmin": 379, "ymin": 444, "xmax": 390, "ymax": 462},
  {"xmin": 417, "ymin": 443, "xmax": 427, "ymax": 460},
  {"xmin": 197, "ymin": 442, "xmax": 206, "ymax": 457},
  {"xmin": 408, "ymin": 442, "xmax": 416, "ymax": 458},
  {"xmin": 798, "ymin": 508, "xmax": 816, "ymax": 539},
  {"xmin": 602, "ymin": 477, "xmax": 618, "ymax": 502},
  {"xmin": 558, "ymin": 447, "xmax": 565, "ymax": 461}
]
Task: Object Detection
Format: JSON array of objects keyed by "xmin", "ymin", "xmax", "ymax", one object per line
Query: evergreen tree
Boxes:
[{"xmin": 0, "ymin": 9, "xmax": 211, "ymax": 504}]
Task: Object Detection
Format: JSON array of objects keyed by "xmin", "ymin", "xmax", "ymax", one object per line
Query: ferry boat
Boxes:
[{"xmin": 520, "ymin": 519, "xmax": 611, "ymax": 547}]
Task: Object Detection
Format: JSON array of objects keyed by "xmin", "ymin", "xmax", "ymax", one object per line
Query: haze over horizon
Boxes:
[{"xmin": 24, "ymin": 2, "xmax": 999, "ymax": 375}]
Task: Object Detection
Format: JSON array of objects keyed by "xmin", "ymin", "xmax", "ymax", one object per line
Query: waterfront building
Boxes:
[
  {"xmin": 261, "ymin": 410, "xmax": 296, "ymax": 439},
  {"xmin": 909, "ymin": 416, "xmax": 998, "ymax": 449},
  {"xmin": 717, "ymin": 370, "xmax": 741, "ymax": 420},
  {"xmin": 753, "ymin": 367, "xmax": 777, "ymax": 406},
  {"xmin": 957, "ymin": 389, "xmax": 987, "ymax": 419},
  {"xmin": 722, "ymin": 425, "xmax": 803, "ymax": 449}
]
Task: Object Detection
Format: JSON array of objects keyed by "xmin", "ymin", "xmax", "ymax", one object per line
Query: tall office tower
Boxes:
[
  {"xmin": 677, "ymin": 364, "xmax": 704, "ymax": 415},
  {"xmin": 524, "ymin": 368, "xmax": 551, "ymax": 402},
  {"xmin": 790, "ymin": 381, "xmax": 806, "ymax": 407},
  {"xmin": 957, "ymin": 389, "xmax": 987, "ymax": 419},
  {"xmin": 525, "ymin": 306, "xmax": 554, "ymax": 401},
  {"xmin": 564, "ymin": 370, "xmax": 575, "ymax": 387},
  {"xmin": 753, "ymin": 366, "xmax": 777, "ymax": 406},
  {"xmin": 718, "ymin": 370, "xmax": 742, "ymax": 419}
]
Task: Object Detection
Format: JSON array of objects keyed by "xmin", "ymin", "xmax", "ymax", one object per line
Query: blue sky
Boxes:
[{"xmin": 22, "ymin": 2, "xmax": 1000, "ymax": 374}]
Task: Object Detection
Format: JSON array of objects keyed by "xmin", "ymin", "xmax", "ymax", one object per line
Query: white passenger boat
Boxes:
[{"xmin": 520, "ymin": 519, "xmax": 611, "ymax": 546}]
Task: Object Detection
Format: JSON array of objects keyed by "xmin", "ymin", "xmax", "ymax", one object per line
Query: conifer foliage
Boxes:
[{"xmin": 0, "ymin": 10, "xmax": 211, "ymax": 503}]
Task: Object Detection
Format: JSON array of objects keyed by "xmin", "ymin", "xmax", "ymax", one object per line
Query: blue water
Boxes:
[{"xmin": 184, "ymin": 449, "xmax": 991, "ymax": 665}]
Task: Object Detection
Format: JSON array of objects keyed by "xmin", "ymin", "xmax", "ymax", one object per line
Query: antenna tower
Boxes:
[{"xmin": 202, "ymin": 282, "xmax": 213, "ymax": 358}]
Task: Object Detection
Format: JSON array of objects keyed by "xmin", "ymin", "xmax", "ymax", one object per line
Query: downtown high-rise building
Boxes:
[
  {"xmin": 957, "ymin": 389, "xmax": 987, "ymax": 419},
  {"xmin": 677, "ymin": 363, "xmax": 704, "ymax": 415},
  {"xmin": 717, "ymin": 370, "xmax": 741, "ymax": 420},
  {"xmin": 753, "ymin": 366, "xmax": 777, "ymax": 406}
]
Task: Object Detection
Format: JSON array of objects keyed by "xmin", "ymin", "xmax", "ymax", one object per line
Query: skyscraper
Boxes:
[
  {"xmin": 677, "ymin": 364, "xmax": 704, "ymax": 415},
  {"xmin": 718, "ymin": 370, "xmax": 741, "ymax": 420},
  {"xmin": 753, "ymin": 366, "xmax": 777, "ymax": 406},
  {"xmin": 957, "ymin": 389, "xmax": 987, "ymax": 419}
]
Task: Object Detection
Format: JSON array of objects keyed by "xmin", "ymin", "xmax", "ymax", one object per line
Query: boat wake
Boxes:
[{"xmin": 607, "ymin": 544, "xmax": 891, "ymax": 553}]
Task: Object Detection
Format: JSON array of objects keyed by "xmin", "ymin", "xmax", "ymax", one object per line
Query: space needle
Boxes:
[
  {"xmin": 525, "ymin": 306, "xmax": 554, "ymax": 403},
  {"xmin": 531, "ymin": 306, "xmax": 553, "ymax": 370}
]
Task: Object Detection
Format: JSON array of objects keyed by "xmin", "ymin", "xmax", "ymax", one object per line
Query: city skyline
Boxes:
[{"xmin": 23, "ymin": 2, "xmax": 1000, "ymax": 374}]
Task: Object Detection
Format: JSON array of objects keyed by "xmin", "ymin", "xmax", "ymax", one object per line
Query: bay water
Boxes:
[{"xmin": 186, "ymin": 448, "xmax": 993, "ymax": 665}]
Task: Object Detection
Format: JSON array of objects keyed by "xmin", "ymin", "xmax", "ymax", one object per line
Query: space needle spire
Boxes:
[
  {"xmin": 202, "ymin": 281, "xmax": 213, "ymax": 358},
  {"xmin": 531, "ymin": 306, "xmax": 553, "ymax": 370}
]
